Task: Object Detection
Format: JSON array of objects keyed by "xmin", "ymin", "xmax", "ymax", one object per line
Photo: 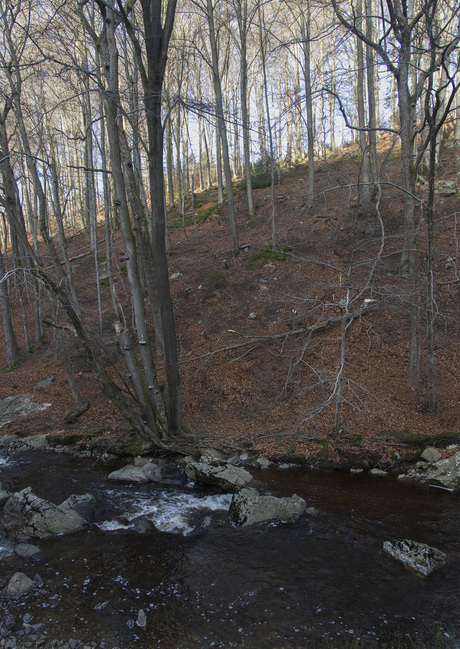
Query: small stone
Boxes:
[
  {"xmin": 5, "ymin": 573, "xmax": 34, "ymax": 598},
  {"xmin": 35, "ymin": 376, "xmax": 55, "ymax": 388},
  {"xmin": 248, "ymin": 312, "xmax": 257, "ymax": 319},
  {"xmin": 15, "ymin": 544, "xmax": 41, "ymax": 558},
  {"xmin": 22, "ymin": 614, "xmax": 33, "ymax": 624},
  {"xmin": 4, "ymin": 614, "xmax": 16, "ymax": 630},
  {"xmin": 33, "ymin": 574, "xmax": 43, "ymax": 587},
  {"xmin": 370, "ymin": 468, "xmax": 388, "ymax": 476},
  {"xmin": 421, "ymin": 447, "xmax": 442, "ymax": 463},
  {"xmin": 136, "ymin": 609, "xmax": 147, "ymax": 628},
  {"xmin": 239, "ymin": 452, "xmax": 249, "ymax": 461},
  {"xmin": 350, "ymin": 468, "xmax": 364, "ymax": 474},
  {"xmin": 256, "ymin": 457, "xmax": 271, "ymax": 469}
]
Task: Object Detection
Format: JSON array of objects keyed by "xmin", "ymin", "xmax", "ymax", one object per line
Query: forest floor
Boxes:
[{"xmin": 1, "ymin": 135, "xmax": 460, "ymax": 470}]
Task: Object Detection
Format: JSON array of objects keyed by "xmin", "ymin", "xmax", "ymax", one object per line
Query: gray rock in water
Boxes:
[
  {"xmin": 421, "ymin": 447, "xmax": 442, "ymax": 463},
  {"xmin": 14, "ymin": 543, "xmax": 41, "ymax": 558},
  {"xmin": 136, "ymin": 609, "xmax": 147, "ymax": 628},
  {"xmin": 370, "ymin": 468, "xmax": 388, "ymax": 477},
  {"xmin": 150, "ymin": 463, "xmax": 187, "ymax": 486},
  {"xmin": 108, "ymin": 463, "xmax": 157, "ymax": 483},
  {"xmin": 0, "ymin": 483, "xmax": 11, "ymax": 506},
  {"xmin": 383, "ymin": 538, "xmax": 446, "ymax": 576},
  {"xmin": 427, "ymin": 452, "xmax": 460, "ymax": 490},
  {"xmin": 5, "ymin": 572, "xmax": 34, "ymax": 598},
  {"xmin": 184, "ymin": 459, "xmax": 253, "ymax": 492},
  {"xmin": 3, "ymin": 488, "xmax": 87, "ymax": 540},
  {"xmin": 59, "ymin": 493, "xmax": 99, "ymax": 522},
  {"xmin": 434, "ymin": 180, "xmax": 458, "ymax": 196},
  {"xmin": 229, "ymin": 487, "xmax": 306, "ymax": 527},
  {"xmin": 256, "ymin": 457, "xmax": 272, "ymax": 469}
]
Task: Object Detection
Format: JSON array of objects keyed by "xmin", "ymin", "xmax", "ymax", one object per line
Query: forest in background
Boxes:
[{"xmin": 0, "ymin": 0, "xmax": 460, "ymax": 458}]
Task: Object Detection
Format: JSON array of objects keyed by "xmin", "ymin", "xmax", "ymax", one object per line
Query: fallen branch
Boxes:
[
  {"xmin": 64, "ymin": 401, "xmax": 90, "ymax": 424},
  {"xmin": 182, "ymin": 302, "xmax": 379, "ymax": 365}
]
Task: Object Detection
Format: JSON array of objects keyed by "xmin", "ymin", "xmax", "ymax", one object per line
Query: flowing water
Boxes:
[{"xmin": 0, "ymin": 450, "xmax": 459, "ymax": 649}]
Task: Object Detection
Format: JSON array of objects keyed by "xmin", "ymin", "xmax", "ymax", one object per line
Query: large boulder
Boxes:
[
  {"xmin": 58, "ymin": 493, "xmax": 99, "ymax": 522},
  {"xmin": 229, "ymin": 488, "xmax": 306, "ymax": 526},
  {"xmin": 383, "ymin": 538, "xmax": 446, "ymax": 576},
  {"xmin": 184, "ymin": 459, "xmax": 253, "ymax": 492},
  {"xmin": 427, "ymin": 452, "xmax": 460, "ymax": 490},
  {"xmin": 3, "ymin": 488, "xmax": 88, "ymax": 540}
]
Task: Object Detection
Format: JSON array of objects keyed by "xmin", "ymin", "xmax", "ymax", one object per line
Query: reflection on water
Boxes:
[{"xmin": 0, "ymin": 451, "xmax": 459, "ymax": 648}]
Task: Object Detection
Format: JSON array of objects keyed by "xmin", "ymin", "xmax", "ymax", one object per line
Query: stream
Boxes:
[{"xmin": 0, "ymin": 450, "xmax": 459, "ymax": 648}]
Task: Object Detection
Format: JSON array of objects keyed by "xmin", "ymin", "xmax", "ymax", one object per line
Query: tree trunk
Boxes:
[{"xmin": 206, "ymin": 0, "xmax": 239, "ymax": 255}]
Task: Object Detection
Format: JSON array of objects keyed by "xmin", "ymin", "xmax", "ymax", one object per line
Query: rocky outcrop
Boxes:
[
  {"xmin": 434, "ymin": 180, "xmax": 458, "ymax": 196},
  {"xmin": 3, "ymin": 488, "xmax": 88, "ymax": 540},
  {"xmin": 383, "ymin": 538, "xmax": 446, "ymax": 576},
  {"xmin": 427, "ymin": 452, "xmax": 460, "ymax": 490},
  {"xmin": 0, "ymin": 396, "xmax": 51, "ymax": 430},
  {"xmin": 229, "ymin": 488, "xmax": 306, "ymax": 526},
  {"xmin": 184, "ymin": 459, "xmax": 253, "ymax": 492},
  {"xmin": 7, "ymin": 434, "xmax": 50, "ymax": 452}
]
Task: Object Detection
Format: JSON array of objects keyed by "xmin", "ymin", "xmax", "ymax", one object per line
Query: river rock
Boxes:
[
  {"xmin": 3, "ymin": 488, "xmax": 88, "ymax": 540},
  {"xmin": 199, "ymin": 448, "xmax": 227, "ymax": 465},
  {"xmin": 184, "ymin": 459, "xmax": 253, "ymax": 492},
  {"xmin": 427, "ymin": 452, "xmax": 460, "ymax": 490},
  {"xmin": 59, "ymin": 493, "xmax": 99, "ymax": 522},
  {"xmin": 434, "ymin": 180, "xmax": 458, "ymax": 196},
  {"xmin": 421, "ymin": 447, "xmax": 442, "ymax": 463},
  {"xmin": 370, "ymin": 468, "xmax": 388, "ymax": 476},
  {"xmin": 4, "ymin": 572, "xmax": 34, "ymax": 598},
  {"xmin": 0, "ymin": 434, "xmax": 18, "ymax": 448},
  {"xmin": 229, "ymin": 488, "xmax": 306, "ymax": 526},
  {"xmin": 383, "ymin": 538, "xmax": 446, "ymax": 576},
  {"xmin": 149, "ymin": 463, "xmax": 188, "ymax": 486},
  {"xmin": 108, "ymin": 463, "xmax": 157, "ymax": 483},
  {"xmin": 0, "ymin": 483, "xmax": 11, "ymax": 506},
  {"xmin": 256, "ymin": 457, "xmax": 272, "ymax": 469},
  {"xmin": 14, "ymin": 543, "xmax": 41, "ymax": 558}
]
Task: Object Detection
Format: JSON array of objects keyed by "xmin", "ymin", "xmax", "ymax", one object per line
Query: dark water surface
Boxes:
[{"xmin": 0, "ymin": 451, "xmax": 459, "ymax": 648}]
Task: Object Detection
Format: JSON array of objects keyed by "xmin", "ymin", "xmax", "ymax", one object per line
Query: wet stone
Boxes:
[{"xmin": 5, "ymin": 572, "xmax": 34, "ymax": 598}]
